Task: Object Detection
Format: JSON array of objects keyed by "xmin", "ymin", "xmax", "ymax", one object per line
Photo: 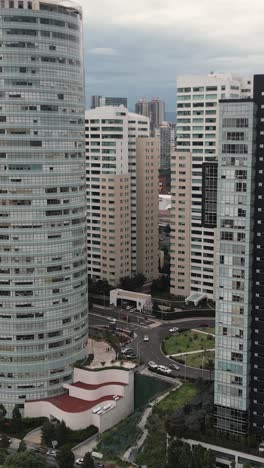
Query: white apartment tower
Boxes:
[
  {"xmin": 85, "ymin": 107, "xmax": 131, "ymax": 285},
  {"xmin": 85, "ymin": 107, "xmax": 158, "ymax": 285},
  {"xmin": 170, "ymin": 73, "xmax": 252, "ymax": 300}
]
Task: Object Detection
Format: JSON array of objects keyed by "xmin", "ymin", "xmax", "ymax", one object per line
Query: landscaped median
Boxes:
[{"xmin": 164, "ymin": 329, "xmax": 215, "ymax": 369}]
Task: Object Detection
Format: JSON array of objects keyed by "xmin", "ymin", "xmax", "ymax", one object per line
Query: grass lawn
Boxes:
[
  {"xmin": 154, "ymin": 382, "xmax": 200, "ymax": 416},
  {"xmin": 186, "ymin": 350, "xmax": 215, "ymax": 368},
  {"xmin": 164, "ymin": 330, "xmax": 215, "ymax": 355}
]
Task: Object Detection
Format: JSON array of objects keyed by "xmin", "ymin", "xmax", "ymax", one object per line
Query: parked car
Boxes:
[
  {"xmin": 126, "ymin": 353, "xmax": 137, "ymax": 360},
  {"xmin": 158, "ymin": 365, "xmax": 172, "ymax": 375},
  {"xmin": 122, "ymin": 347, "xmax": 134, "ymax": 355},
  {"xmin": 169, "ymin": 363, "xmax": 180, "ymax": 371},
  {"xmin": 148, "ymin": 361, "xmax": 158, "ymax": 369},
  {"xmin": 144, "ymin": 335, "xmax": 149, "ymax": 342},
  {"xmin": 76, "ymin": 458, "xmax": 84, "ymax": 465},
  {"xmin": 169, "ymin": 327, "xmax": 179, "ymax": 333}
]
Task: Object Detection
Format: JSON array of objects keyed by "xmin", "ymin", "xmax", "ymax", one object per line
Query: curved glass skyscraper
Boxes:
[{"xmin": 0, "ymin": 0, "xmax": 88, "ymax": 414}]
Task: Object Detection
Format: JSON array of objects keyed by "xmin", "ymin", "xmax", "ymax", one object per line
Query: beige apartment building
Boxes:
[
  {"xmin": 85, "ymin": 107, "xmax": 159, "ymax": 285},
  {"xmin": 136, "ymin": 138, "xmax": 159, "ymax": 281},
  {"xmin": 170, "ymin": 151, "xmax": 192, "ymax": 296}
]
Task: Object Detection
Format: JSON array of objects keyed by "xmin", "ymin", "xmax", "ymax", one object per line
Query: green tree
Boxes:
[
  {"xmin": 0, "ymin": 449, "xmax": 8, "ymax": 465},
  {"xmin": 56, "ymin": 447, "xmax": 74, "ymax": 468},
  {"xmin": 3, "ymin": 451, "xmax": 48, "ymax": 468},
  {"xmin": 17, "ymin": 440, "xmax": 27, "ymax": 452},
  {"xmin": 203, "ymin": 448, "xmax": 215, "ymax": 468},
  {"xmin": 55, "ymin": 420, "xmax": 69, "ymax": 446},
  {"xmin": 12, "ymin": 405, "xmax": 22, "ymax": 420},
  {"xmin": 82, "ymin": 452, "xmax": 95, "ymax": 468},
  {"xmin": 0, "ymin": 435, "xmax": 10, "ymax": 449},
  {"xmin": 41, "ymin": 420, "xmax": 56, "ymax": 446},
  {"xmin": 0, "ymin": 404, "xmax": 7, "ymax": 420}
]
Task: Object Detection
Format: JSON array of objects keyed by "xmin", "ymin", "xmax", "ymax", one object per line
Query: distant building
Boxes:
[
  {"xmin": 155, "ymin": 121, "xmax": 176, "ymax": 169},
  {"xmin": 91, "ymin": 95, "xmax": 128, "ymax": 109},
  {"xmin": 135, "ymin": 97, "xmax": 165, "ymax": 134}
]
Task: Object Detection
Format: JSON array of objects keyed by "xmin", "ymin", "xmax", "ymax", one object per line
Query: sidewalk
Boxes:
[
  {"xmin": 191, "ymin": 328, "xmax": 215, "ymax": 336},
  {"xmin": 171, "ymin": 348, "xmax": 215, "ymax": 357}
]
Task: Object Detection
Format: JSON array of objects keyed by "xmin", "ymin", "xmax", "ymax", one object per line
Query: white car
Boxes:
[
  {"xmin": 76, "ymin": 459, "xmax": 84, "ymax": 466},
  {"xmin": 144, "ymin": 335, "xmax": 149, "ymax": 342},
  {"xmin": 169, "ymin": 327, "xmax": 179, "ymax": 333},
  {"xmin": 148, "ymin": 361, "xmax": 158, "ymax": 369},
  {"xmin": 158, "ymin": 365, "xmax": 172, "ymax": 375}
]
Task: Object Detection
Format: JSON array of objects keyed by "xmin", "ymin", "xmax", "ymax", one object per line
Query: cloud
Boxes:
[
  {"xmin": 89, "ymin": 48, "xmax": 120, "ymax": 56},
  {"xmin": 78, "ymin": 0, "xmax": 264, "ymax": 111}
]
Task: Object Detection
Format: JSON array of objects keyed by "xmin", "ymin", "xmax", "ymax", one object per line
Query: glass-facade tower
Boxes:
[{"xmin": 0, "ymin": 0, "xmax": 88, "ymax": 414}]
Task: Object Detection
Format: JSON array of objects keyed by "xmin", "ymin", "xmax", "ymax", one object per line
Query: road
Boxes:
[{"xmin": 89, "ymin": 310, "xmax": 215, "ymax": 380}]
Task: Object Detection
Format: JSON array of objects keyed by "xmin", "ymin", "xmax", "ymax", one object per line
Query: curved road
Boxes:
[
  {"xmin": 130, "ymin": 317, "xmax": 215, "ymax": 380},
  {"xmin": 90, "ymin": 310, "xmax": 215, "ymax": 381}
]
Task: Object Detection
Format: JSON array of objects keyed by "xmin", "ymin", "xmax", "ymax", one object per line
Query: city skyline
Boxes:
[{"xmin": 80, "ymin": 0, "xmax": 264, "ymax": 110}]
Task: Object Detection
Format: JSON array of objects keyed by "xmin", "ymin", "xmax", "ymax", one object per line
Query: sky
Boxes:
[{"xmin": 79, "ymin": 0, "xmax": 264, "ymax": 111}]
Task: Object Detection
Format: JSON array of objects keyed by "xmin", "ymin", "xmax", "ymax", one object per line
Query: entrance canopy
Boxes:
[
  {"xmin": 110, "ymin": 289, "xmax": 152, "ymax": 312},
  {"xmin": 185, "ymin": 293, "xmax": 207, "ymax": 307}
]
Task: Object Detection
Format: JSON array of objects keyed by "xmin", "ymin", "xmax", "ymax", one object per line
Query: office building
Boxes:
[
  {"xmin": 0, "ymin": 0, "xmax": 88, "ymax": 414},
  {"xmin": 155, "ymin": 121, "xmax": 176, "ymax": 169},
  {"xmin": 214, "ymin": 74, "xmax": 264, "ymax": 439},
  {"xmin": 85, "ymin": 107, "xmax": 159, "ymax": 284},
  {"xmin": 170, "ymin": 73, "xmax": 252, "ymax": 300},
  {"xmin": 135, "ymin": 97, "xmax": 165, "ymax": 134},
  {"xmin": 91, "ymin": 95, "xmax": 128, "ymax": 109}
]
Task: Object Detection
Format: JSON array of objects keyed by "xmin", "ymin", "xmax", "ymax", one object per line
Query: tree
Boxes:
[
  {"xmin": 41, "ymin": 420, "xmax": 56, "ymax": 446},
  {"xmin": 0, "ymin": 449, "xmax": 8, "ymax": 465},
  {"xmin": 12, "ymin": 405, "xmax": 22, "ymax": 420},
  {"xmin": 82, "ymin": 452, "xmax": 95, "ymax": 468},
  {"xmin": 3, "ymin": 451, "xmax": 48, "ymax": 468},
  {"xmin": 17, "ymin": 440, "xmax": 27, "ymax": 453},
  {"xmin": 55, "ymin": 420, "xmax": 69, "ymax": 446},
  {"xmin": 0, "ymin": 404, "xmax": 7, "ymax": 420},
  {"xmin": 56, "ymin": 447, "xmax": 74, "ymax": 468},
  {"xmin": 0, "ymin": 435, "xmax": 10, "ymax": 449}
]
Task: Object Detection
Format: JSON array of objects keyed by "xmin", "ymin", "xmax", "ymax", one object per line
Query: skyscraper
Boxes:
[
  {"xmin": 135, "ymin": 98, "xmax": 165, "ymax": 134},
  {"xmin": 170, "ymin": 73, "xmax": 252, "ymax": 300},
  {"xmin": 85, "ymin": 107, "xmax": 159, "ymax": 284},
  {"xmin": 0, "ymin": 0, "xmax": 88, "ymax": 414},
  {"xmin": 154, "ymin": 121, "xmax": 176, "ymax": 169},
  {"xmin": 91, "ymin": 95, "xmax": 128, "ymax": 109},
  {"xmin": 215, "ymin": 75, "xmax": 264, "ymax": 439}
]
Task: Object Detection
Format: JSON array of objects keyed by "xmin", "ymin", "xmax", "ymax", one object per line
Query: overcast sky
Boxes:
[{"xmin": 79, "ymin": 0, "xmax": 264, "ymax": 111}]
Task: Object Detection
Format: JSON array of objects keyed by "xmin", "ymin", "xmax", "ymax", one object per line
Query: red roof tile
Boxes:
[{"xmin": 28, "ymin": 394, "xmax": 122, "ymax": 413}]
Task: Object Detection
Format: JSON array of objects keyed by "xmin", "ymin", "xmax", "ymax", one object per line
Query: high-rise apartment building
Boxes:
[
  {"xmin": 85, "ymin": 106, "xmax": 131, "ymax": 285},
  {"xmin": 155, "ymin": 121, "xmax": 176, "ymax": 169},
  {"xmin": 170, "ymin": 73, "xmax": 252, "ymax": 300},
  {"xmin": 85, "ymin": 107, "xmax": 159, "ymax": 284},
  {"xmin": 135, "ymin": 98, "xmax": 165, "ymax": 134},
  {"xmin": 91, "ymin": 95, "xmax": 128, "ymax": 109},
  {"xmin": 136, "ymin": 138, "xmax": 159, "ymax": 280},
  {"xmin": 214, "ymin": 74, "xmax": 264, "ymax": 439},
  {"xmin": 0, "ymin": 0, "xmax": 88, "ymax": 414}
]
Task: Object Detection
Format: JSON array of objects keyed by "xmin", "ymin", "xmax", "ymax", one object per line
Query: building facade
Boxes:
[
  {"xmin": 170, "ymin": 73, "xmax": 252, "ymax": 300},
  {"xmin": 136, "ymin": 138, "xmax": 159, "ymax": 281},
  {"xmin": 154, "ymin": 121, "xmax": 176, "ymax": 169},
  {"xmin": 85, "ymin": 107, "xmax": 158, "ymax": 284},
  {"xmin": 85, "ymin": 107, "xmax": 131, "ymax": 285},
  {"xmin": 0, "ymin": 0, "xmax": 88, "ymax": 414},
  {"xmin": 135, "ymin": 98, "xmax": 165, "ymax": 134},
  {"xmin": 214, "ymin": 99, "xmax": 256, "ymax": 435},
  {"xmin": 91, "ymin": 96, "xmax": 128, "ymax": 109}
]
